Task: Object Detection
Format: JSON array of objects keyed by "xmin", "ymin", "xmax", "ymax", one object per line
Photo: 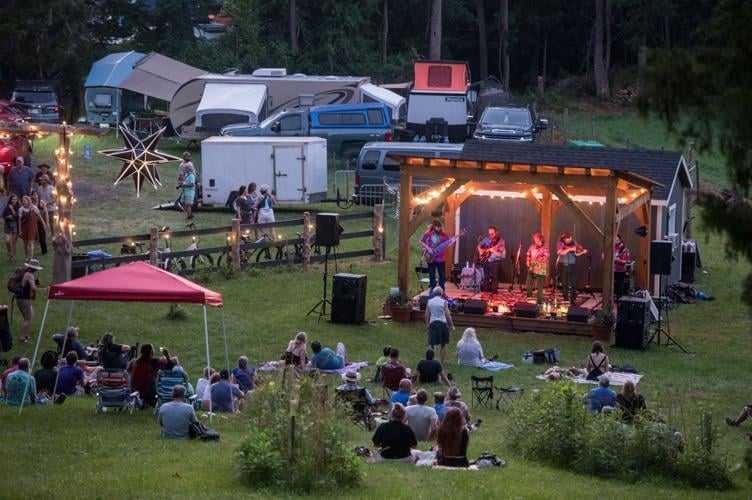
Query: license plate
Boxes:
[{"xmin": 30, "ymin": 108, "xmax": 40, "ymax": 114}]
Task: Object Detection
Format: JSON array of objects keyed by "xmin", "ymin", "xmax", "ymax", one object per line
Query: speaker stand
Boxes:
[
  {"xmin": 307, "ymin": 247, "xmax": 332, "ymax": 322},
  {"xmin": 647, "ymin": 274, "xmax": 689, "ymax": 353}
]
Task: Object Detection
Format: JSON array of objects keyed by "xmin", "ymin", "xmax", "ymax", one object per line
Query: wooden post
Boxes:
[
  {"xmin": 602, "ymin": 181, "xmax": 618, "ymax": 313},
  {"xmin": 397, "ymin": 171, "xmax": 412, "ymax": 294},
  {"xmin": 685, "ymin": 142, "xmax": 695, "ymax": 239},
  {"xmin": 231, "ymin": 218, "xmax": 241, "ymax": 271},
  {"xmin": 540, "ymin": 189, "xmax": 553, "ymax": 287},
  {"xmin": 443, "ymin": 197, "xmax": 456, "ymax": 279},
  {"xmin": 54, "ymin": 129, "xmax": 73, "ymax": 283},
  {"xmin": 302, "ymin": 211, "xmax": 311, "ymax": 270},
  {"xmin": 149, "ymin": 227, "xmax": 158, "ymax": 266},
  {"xmin": 372, "ymin": 204, "xmax": 384, "ymax": 262},
  {"xmin": 636, "ymin": 202, "xmax": 651, "ymax": 290}
]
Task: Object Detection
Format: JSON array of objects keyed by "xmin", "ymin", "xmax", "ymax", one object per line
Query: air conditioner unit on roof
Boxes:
[{"xmin": 252, "ymin": 68, "xmax": 287, "ymax": 77}]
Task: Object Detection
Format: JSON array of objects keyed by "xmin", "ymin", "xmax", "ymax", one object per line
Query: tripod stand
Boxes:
[
  {"xmin": 648, "ymin": 273, "xmax": 689, "ymax": 353},
  {"xmin": 307, "ymin": 246, "xmax": 332, "ymax": 322}
]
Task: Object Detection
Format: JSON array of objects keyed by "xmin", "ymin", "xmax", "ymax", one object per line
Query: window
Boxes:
[
  {"xmin": 201, "ymin": 113, "xmax": 247, "ymax": 130},
  {"xmin": 383, "ymin": 150, "xmax": 425, "ymax": 171},
  {"xmin": 367, "ymin": 109, "xmax": 384, "ymax": 125},
  {"xmin": 279, "ymin": 114, "xmax": 302, "ymax": 131},
  {"xmin": 667, "ymin": 204, "xmax": 679, "ymax": 249},
  {"xmin": 318, "ymin": 112, "xmax": 366, "ymax": 125},
  {"xmin": 360, "ymin": 150, "xmax": 380, "ymax": 170},
  {"xmin": 427, "ymin": 66, "xmax": 452, "ymax": 87},
  {"xmin": 93, "ymin": 93, "xmax": 112, "ymax": 108}
]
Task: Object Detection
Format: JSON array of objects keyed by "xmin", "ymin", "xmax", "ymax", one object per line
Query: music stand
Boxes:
[
  {"xmin": 307, "ymin": 246, "xmax": 332, "ymax": 322},
  {"xmin": 648, "ymin": 273, "xmax": 689, "ymax": 353}
]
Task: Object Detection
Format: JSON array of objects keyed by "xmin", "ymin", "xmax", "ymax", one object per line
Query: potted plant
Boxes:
[
  {"xmin": 384, "ymin": 290, "xmax": 415, "ymax": 323},
  {"xmin": 592, "ymin": 310, "xmax": 615, "ymax": 342}
]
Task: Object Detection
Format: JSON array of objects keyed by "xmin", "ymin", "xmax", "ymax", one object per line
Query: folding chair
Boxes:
[
  {"xmin": 495, "ymin": 386, "xmax": 524, "ymax": 411},
  {"xmin": 335, "ymin": 388, "xmax": 381, "ymax": 430},
  {"xmin": 95, "ymin": 369, "xmax": 138, "ymax": 414},
  {"xmin": 470, "ymin": 375, "xmax": 494, "ymax": 409},
  {"xmin": 154, "ymin": 369, "xmax": 194, "ymax": 414},
  {"xmin": 415, "ymin": 265, "xmax": 431, "ymax": 291}
]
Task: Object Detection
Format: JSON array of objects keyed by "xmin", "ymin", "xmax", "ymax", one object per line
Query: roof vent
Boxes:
[{"xmin": 252, "ymin": 68, "xmax": 287, "ymax": 77}]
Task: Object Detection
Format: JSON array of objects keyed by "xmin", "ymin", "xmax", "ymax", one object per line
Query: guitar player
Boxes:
[
  {"xmin": 420, "ymin": 219, "xmax": 450, "ymax": 292},
  {"xmin": 476, "ymin": 226, "xmax": 506, "ymax": 293}
]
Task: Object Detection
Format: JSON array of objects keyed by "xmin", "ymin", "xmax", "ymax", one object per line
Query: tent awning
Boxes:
[
  {"xmin": 119, "ymin": 52, "xmax": 207, "ymax": 102},
  {"xmin": 48, "ymin": 261, "xmax": 223, "ymax": 306},
  {"xmin": 196, "ymin": 82, "xmax": 267, "ymax": 127},
  {"xmin": 84, "ymin": 51, "xmax": 145, "ymax": 88},
  {"xmin": 360, "ymin": 83, "xmax": 405, "ymax": 121}
]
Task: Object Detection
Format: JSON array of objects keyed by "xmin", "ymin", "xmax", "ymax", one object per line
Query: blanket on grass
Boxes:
[
  {"xmin": 536, "ymin": 371, "xmax": 642, "ymax": 386},
  {"xmin": 259, "ymin": 360, "xmax": 369, "ymax": 375}
]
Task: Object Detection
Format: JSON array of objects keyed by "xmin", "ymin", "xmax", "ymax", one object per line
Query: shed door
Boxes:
[{"xmin": 273, "ymin": 146, "xmax": 305, "ymax": 201}]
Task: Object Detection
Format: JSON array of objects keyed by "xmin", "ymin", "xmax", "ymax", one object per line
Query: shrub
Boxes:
[{"xmin": 235, "ymin": 371, "xmax": 362, "ymax": 493}]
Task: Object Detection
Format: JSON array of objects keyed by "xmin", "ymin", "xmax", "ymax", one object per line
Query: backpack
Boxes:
[
  {"xmin": 189, "ymin": 421, "xmax": 220, "ymax": 441},
  {"xmin": 7, "ymin": 267, "xmax": 25, "ymax": 295}
]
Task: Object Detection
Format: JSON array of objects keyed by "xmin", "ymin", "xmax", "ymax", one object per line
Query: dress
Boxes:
[{"xmin": 18, "ymin": 205, "xmax": 39, "ymax": 242}]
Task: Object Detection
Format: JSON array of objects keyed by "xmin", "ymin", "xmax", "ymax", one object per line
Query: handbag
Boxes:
[{"xmin": 189, "ymin": 421, "xmax": 220, "ymax": 441}]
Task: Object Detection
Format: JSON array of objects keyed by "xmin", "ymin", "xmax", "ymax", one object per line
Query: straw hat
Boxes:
[{"xmin": 342, "ymin": 370, "xmax": 361, "ymax": 383}]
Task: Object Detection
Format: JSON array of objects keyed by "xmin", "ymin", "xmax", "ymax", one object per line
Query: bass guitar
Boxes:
[{"xmin": 423, "ymin": 229, "xmax": 467, "ymax": 263}]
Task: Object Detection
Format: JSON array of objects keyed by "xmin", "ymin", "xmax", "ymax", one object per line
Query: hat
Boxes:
[
  {"xmin": 341, "ymin": 370, "xmax": 361, "ymax": 383},
  {"xmin": 597, "ymin": 374, "xmax": 610, "ymax": 385},
  {"xmin": 259, "ymin": 184, "xmax": 270, "ymax": 193},
  {"xmin": 182, "ymin": 151, "xmax": 191, "ymax": 159},
  {"xmin": 25, "ymin": 259, "xmax": 42, "ymax": 271},
  {"xmin": 448, "ymin": 386, "xmax": 461, "ymax": 399}
]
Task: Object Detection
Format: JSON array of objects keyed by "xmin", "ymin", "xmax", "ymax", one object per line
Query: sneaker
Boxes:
[
  {"xmin": 725, "ymin": 417, "xmax": 738, "ymax": 427},
  {"xmin": 488, "ymin": 354, "xmax": 499, "ymax": 362}
]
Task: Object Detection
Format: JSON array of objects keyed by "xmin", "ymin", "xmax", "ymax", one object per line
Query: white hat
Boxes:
[
  {"xmin": 25, "ymin": 259, "xmax": 42, "ymax": 271},
  {"xmin": 341, "ymin": 370, "xmax": 361, "ymax": 383},
  {"xmin": 259, "ymin": 184, "xmax": 270, "ymax": 193},
  {"xmin": 597, "ymin": 374, "xmax": 610, "ymax": 386}
]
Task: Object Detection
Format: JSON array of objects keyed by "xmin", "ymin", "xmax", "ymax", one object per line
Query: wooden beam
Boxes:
[
  {"xmin": 540, "ymin": 190, "xmax": 553, "ymax": 287},
  {"xmin": 407, "ymin": 179, "xmax": 464, "ymax": 237},
  {"xmin": 602, "ymin": 182, "xmax": 618, "ymax": 313},
  {"xmin": 524, "ymin": 190, "xmax": 543, "ymax": 214},
  {"xmin": 547, "ymin": 185, "xmax": 604, "ymax": 241},
  {"xmin": 551, "ymin": 200, "xmax": 563, "ymax": 216},
  {"xmin": 616, "ymin": 191, "xmax": 651, "ymax": 224},
  {"xmin": 443, "ymin": 197, "xmax": 457, "ymax": 279},
  {"xmin": 397, "ymin": 170, "xmax": 413, "ymax": 294},
  {"xmin": 402, "ymin": 165, "xmax": 616, "ymax": 188},
  {"xmin": 636, "ymin": 203, "xmax": 651, "ymax": 290}
]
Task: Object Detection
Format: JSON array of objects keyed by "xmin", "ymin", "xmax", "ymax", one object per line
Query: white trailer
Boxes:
[{"xmin": 200, "ymin": 136, "xmax": 328, "ymax": 207}]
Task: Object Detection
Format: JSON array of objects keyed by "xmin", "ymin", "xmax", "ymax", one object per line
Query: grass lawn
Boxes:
[{"xmin": 0, "ymin": 123, "xmax": 750, "ymax": 498}]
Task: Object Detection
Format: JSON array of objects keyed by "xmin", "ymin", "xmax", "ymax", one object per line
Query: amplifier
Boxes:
[
  {"xmin": 464, "ymin": 299, "xmax": 488, "ymax": 315},
  {"xmin": 615, "ymin": 295, "xmax": 651, "ymax": 349},
  {"xmin": 514, "ymin": 302, "xmax": 538, "ymax": 318},
  {"xmin": 419, "ymin": 295, "xmax": 429, "ymax": 311}
]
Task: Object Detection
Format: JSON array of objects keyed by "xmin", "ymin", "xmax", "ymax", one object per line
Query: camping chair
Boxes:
[
  {"xmin": 495, "ymin": 386, "xmax": 524, "ymax": 411},
  {"xmin": 95, "ymin": 369, "xmax": 138, "ymax": 414},
  {"xmin": 380, "ymin": 364, "xmax": 405, "ymax": 394},
  {"xmin": 154, "ymin": 369, "xmax": 195, "ymax": 414},
  {"xmin": 470, "ymin": 375, "xmax": 495, "ymax": 409},
  {"xmin": 335, "ymin": 388, "xmax": 381, "ymax": 430},
  {"xmin": 415, "ymin": 265, "xmax": 431, "ymax": 291}
]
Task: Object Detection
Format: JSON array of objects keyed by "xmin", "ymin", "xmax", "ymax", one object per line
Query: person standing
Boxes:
[
  {"xmin": 34, "ymin": 163, "xmax": 55, "ymax": 188},
  {"xmin": 526, "ymin": 232, "xmax": 549, "ymax": 305},
  {"xmin": 424, "ymin": 286, "xmax": 455, "ymax": 364},
  {"xmin": 18, "ymin": 195, "xmax": 42, "ymax": 262},
  {"xmin": 235, "ymin": 185, "xmax": 255, "ymax": 225},
  {"xmin": 420, "ymin": 219, "xmax": 450, "ymax": 292},
  {"xmin": 613, "ymin": 234, "xmax": 631, "ymax": 298},
  {"xmin": 180, "ymin": 164, "xmax": 196, "ymax": 220},
  {"xmin": 31, "ymin": 192, "xmax": 49, "ymax": 255},
  {"xmin": 8, "ymin": 157, "xmax": 34, "ymax": 198},
  {"xmin": 3, "ymin": 194, "xmax": 20, "ymax": 261},
  {"xmin": 255, "ymin": 183, "xmax": 276, "ymax": 224},
  {"xmin": 556, "ymin": 232, "xmax": 587, "ymax": 303},
  {"xmin": 36, "ymin": 175, "xmax": 56, "ymax": 236},
  {"xmin": 476, "ymin": 225, "xmax": 506, "ymax": 292},
  {"xmin": 14, "ymin": 259, "xmax": 41, "ymax": 343}
]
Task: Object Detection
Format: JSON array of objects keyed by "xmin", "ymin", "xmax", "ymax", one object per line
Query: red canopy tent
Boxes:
[{"xmin": 22, "ymin": 262, "xmax": 227, "ymax": 414}]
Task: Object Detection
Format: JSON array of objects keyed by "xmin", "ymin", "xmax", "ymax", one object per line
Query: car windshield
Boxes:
[
  {"xmin": 13, "ymin": 91, "xmax": 56, "ymax": 104},
  {"xmin": 481, "ymin": 108, "xmax": 531, "ymax": 127},
  {"xmin": 259, "ymin": 111, "xmax": 286, "ymax": 129}
]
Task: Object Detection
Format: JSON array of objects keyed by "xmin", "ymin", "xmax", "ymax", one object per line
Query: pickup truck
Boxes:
[{"xmin": 220, "ymin": 103, "xmax": 392, "ymax": 159}]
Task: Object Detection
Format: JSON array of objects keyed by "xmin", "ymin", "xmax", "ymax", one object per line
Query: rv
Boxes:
[{"xmin": 84, "ymin": 52, "xmax": 147, "ymax": 125}]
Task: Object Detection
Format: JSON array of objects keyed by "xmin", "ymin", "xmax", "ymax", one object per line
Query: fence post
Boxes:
[
  {"xmin": 232, "ymin": 218, "xmax": 241, "ymax": 271},
  {"xmin": 373, "ymin": 203, "xmax": 385, "ymax": 262},
  {"xmin": 149, "ymin": 227, "xmax": 158, "ymax": 266},
  {"xmin": 302, "ymin": 212, "xmax": 311, "ymax": 271}
]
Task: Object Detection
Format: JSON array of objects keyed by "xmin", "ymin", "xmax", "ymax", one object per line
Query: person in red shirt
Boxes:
[
  {"xmin": 526, "ymin": 233, "xmax": 549, "ymax": 305},
  {"xmin": 613, "ymin": 234, "xmax": 631, "ymax": 298},
  {"xmin": 127, "ymin": 344, "xmax": 170, "ymax": 408},
  {"xmin": 1, "ymin": 355, "xmax": 20, "ymax": 397},
  {"xmin": 419, "ymin": 219, "xmax": 450, "ymax": 292}
]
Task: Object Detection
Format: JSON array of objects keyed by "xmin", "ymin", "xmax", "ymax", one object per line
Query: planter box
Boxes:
[
  {"xmin": 592, "ymin": 324, "xmax": 613, "ymax": 342},
  {"xmin": 390, "ymin": 306, "xmax": 414, "ymax": 323}
]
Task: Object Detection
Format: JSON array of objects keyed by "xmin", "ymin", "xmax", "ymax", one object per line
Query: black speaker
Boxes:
[
  {"xmin": 650, "ymin": 240, "xmax": 673, "ymax": 275},
  {"xmin": 316, "ymin": 213, "xmax": 342, "ymax": 247},
  {"xmin": 464, "ymin": 299, "xmax": 488, "ymax": 315},
  {"xmin": 331, "ymin": 273, "xmax": 366, "ymax": 324},
  {"xmin": 566, "ymin": 306, "xmax": 590, "ymax": 323},
  {"xmin": 615, "ymin": 296, "xmax": 650, "ymax": 349},
  {"xmin": 514, "ymin": 302, "xmax": 538, "ymax": 318},
  {"xmin": 419, "ymin": 295, "xmax": 429, "ymax": 311}
]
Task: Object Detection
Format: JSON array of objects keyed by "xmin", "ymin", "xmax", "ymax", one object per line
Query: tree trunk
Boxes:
[
  {"xmin": 381, "ymin": 0, "xmax": 389, "ymax": 64},
  {"xmin": 593, "ymin": 0, "xmax": 609, "ymax": 98},
  {"xmin": 541, "ymin": 34, "xmax": 548, "ymax": 91},
  {"xmin": 429, "ymin": 0, "xmax": 442, "ymax": 59},
  {"xmin": 475, "ymin": 0, "xmax": 488, "ymax": 80},
  {"xmin": 500, "ymin": 0, "xmax": 509, "ymax": 92},
  {"xmin": 289, "ymin": 0, "xmax": 298, "ymax": 52},
  {"xmin": 605, "ymin": 0, "xmax": 611, "ymax": 75}
]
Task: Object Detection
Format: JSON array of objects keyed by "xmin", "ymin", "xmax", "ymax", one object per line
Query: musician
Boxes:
[
  {"xmin": 613, "ymin": 233, "xmax": 631, "ymax": 298},
  {"xmin": 526, "ymin": 232, "xmax": 549, "ymax": 305},
  {"xmin": 420, "ymin": 219, "xmax": 450, "ymax": 292},
  {"xmin": 476, "ymin": 226, "xmax": 506, "ymax": 292},
  {"xmin": 556, "ymin": 232, "xmax": 587, "ymax": 303}
]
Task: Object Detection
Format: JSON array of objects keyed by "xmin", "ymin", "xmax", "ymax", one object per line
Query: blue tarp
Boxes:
[{"xmin": 84, "ymin": 51, "xmax": 145, "ymax": 88}]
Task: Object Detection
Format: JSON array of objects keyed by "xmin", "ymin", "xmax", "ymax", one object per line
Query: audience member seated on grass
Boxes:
[
  {"xmin": 585, "ymin": 374, "xmax": 616, "ymax": 413},
  {"xmin": 585, "ymin": 341, "xmax": 610, "ymax": 380},
  {"xmin": 232, "ymin": 356, "xmax": 257, "ymax": 393},
  {"xmin": 52, "ymin": 326, "xmax": 87, "ymax": 359},
  {"xmin": 34, "ymin": 351, "xmax": 58, "ymax": 397},
  {"xmin": 456, "ymin": 328, "xmax": 495, "ymax": 367},
  {"xmin": 405, "ymin": 389, "xmax": 439, "ymax": 442},
  {"xmin": 98, "ymin": 332, "xmax": 131, "ymax": 369},
  {"xmin": 415, "ymin": 348, "xmax": 450, "ymax": 385},
  {"xmin": 1, "ymin": 355, "xmax": 21, "ymax": 397},
  {"xmin": 284, "ymin": 332, "xmax": 308, "ymax": 369},
  {"xmin": 5, "ymin": 358, "xmax": 35, "ymax": 406},
  {"xmin": 128, "ymin": 344, "xmax": 169, "ymax": 408},
  {"xmin": 434, "ymin": 392, "xmax": 447, "ymax": 422},
  {"xmin": 726, "ymin": 402, "xmax": 752, "ymax": 427},
  {"xmin": 374, "ymin": 345, "xmax": 392, "ymax": 383},
  {"xmin": 381, "ymin": 348, "xmax": 409, "ymax": 391},
  {"xmin": 444, "ymin": 386, "xmax": 471, "ymax": 423},
  {"xmin": 390, "ymin": 378, "xmax": 413, "ymax": 408},
  {"xmin": 211, "ymin": 370, "xmax": 243, "ymax": 413},
  {"xmin": 56, "ymin": 352, "xmax": 85, "ymax": 396},
  {"xmin": 158, "ymin": 385, "xmax": 198, "ymax": 439},
  {"xmin": 370, "ymin": 403, "xmax": 418, "ymax": 463},
  {"xmin": 615, "ymin": 379, "xmax": 647, "ymax": 422},
  {"xmin": 337, "ymin": 370, "xmax": 378, "ymax": 406},
  {"xmin": 201, "ymin": 372, "xmax": 221, "ymax": 411},
  {"xmin": 195, "ymin": 367, "xmax": 215, "ymax": 403},
  {"xmin": 435, "ymin": 407, "xmax": 470, "ymax": 468},
  {"xmin": 310, "ymin": 340, "xmax": 346, "ymax": 370}
]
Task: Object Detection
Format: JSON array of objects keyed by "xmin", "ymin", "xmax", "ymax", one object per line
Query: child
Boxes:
[
  {"xmin": 374, "ymin": 345, "xmax": 392, "ymax": 383},
  {"xmin": 434, "ymin": 391, "xmax": 447, "ymax": 422}
]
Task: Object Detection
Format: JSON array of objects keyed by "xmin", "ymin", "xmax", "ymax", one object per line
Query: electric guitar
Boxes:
[{"xmin": 422, "ymin": 229, "xmax": 467, "ymax": 263}]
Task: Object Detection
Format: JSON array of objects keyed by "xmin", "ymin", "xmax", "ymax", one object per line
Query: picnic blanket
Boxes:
[
  {"xmin": 537, "ymin": 371, "xmax": 643, "ymax": 386},
  {"xmin": 479, "ymin": 361, "xmax": 514, "ymax": 372},
  {"xmin": 259, "ymin": 360, "xmax": 369, "ymax": 375}
]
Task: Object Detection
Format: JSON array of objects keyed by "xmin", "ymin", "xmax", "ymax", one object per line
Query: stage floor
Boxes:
[{"xmin": 410, "ymin": 283, "xmax": 606, "ymax": 337}]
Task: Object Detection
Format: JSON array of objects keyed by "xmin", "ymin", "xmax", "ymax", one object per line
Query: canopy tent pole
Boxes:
[
  {"xmin": 67, "ymin": 301, "xmax": 74, "ymax": 327},
  {"xmin": 19, "ymin": 299, "xmax": 51, "ymax": 415},
  {"xmin": 202, "ymin": 304, "xmax": 214, "ymax": 420},
  {"xmin": 221, "ymin": 307, "xmax": 230, "ymax": 377},
  {"xmin": 52, "ymin": 301, "xmax": 77, "ymax": 398}
]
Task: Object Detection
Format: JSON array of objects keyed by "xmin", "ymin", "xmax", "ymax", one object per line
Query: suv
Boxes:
[
  {"xmin": 11, "ymin": 80, "xmax": 61, "ymax": 123},
  {"xmin": 472, "ymin": 105, "xmax": 547, "ymax": 142}
]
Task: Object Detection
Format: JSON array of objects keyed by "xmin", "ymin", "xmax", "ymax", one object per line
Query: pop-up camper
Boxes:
[{"xmin": 84, "ymin": 51, "xmax": 146, "ymax": 125}]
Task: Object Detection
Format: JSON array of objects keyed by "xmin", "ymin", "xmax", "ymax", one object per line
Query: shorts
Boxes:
[
  {"xmin": 16, "ymin": 298, "xmax": 32, "ymax": 321},
  {"xmin": 428, "ymin": 321, "xmax": 449, "ymax": 346},
  {"xmin": 182, "ymin": 194, "xmax": 194, "ymax": 206},
  {"xmin": 5, "ymin": 221, "xmax": 18, "ymax": 235},
  {"xmin": 258, "ymin": 208, "xmax": 275, "ymax": 224}
]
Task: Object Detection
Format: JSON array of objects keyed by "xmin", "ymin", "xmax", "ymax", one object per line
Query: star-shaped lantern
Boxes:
[{"xmin": 99, "ymin": 126, "xmax": 182, "ymax": 197}]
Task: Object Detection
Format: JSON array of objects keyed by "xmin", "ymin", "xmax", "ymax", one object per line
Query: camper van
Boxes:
[
  {"xmin": 84, "ymin": 52, "xmax": 147, "ymax": 125},
  {"xmin": 406, "ymin": 61, "xmax": 470, "ymax": 142}
]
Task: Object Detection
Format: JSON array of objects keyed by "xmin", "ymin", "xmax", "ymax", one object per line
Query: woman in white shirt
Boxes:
[{"xmin": 456, "ymin": 328, "xmax": 486, "ymax": 367}]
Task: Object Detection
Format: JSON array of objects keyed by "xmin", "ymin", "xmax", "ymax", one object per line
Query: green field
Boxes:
[{"xmin": 1, "ymin": 116, "xmax": 750, "ymax": 499}]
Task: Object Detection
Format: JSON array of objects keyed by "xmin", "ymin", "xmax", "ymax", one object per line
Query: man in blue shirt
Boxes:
[
  {"xmin": 586, "ymin": 375, "xmax": 617, "ymax": 412},
  {"xmin": 309, "ymin": 340, "xmax": 346, "ymax": 370},
  {"xmin": 231, "ymin": 355, "xmax": 257, "ymax": 393},
  {"xmin": 5, "ymin": 358, "xmax": 36, "ymax": 406},
  {"xmin": 210, "ymin": 369, "xmax": 243, "ymax": 413},
  {"xmin": 8, "ymin": 157, "xmax": 34, "ymax": 197},
  {"xmin": 476, "ymin": 226, "xmax": 506, "ymax": 292},
  {"xmin": 56, "ymin": 352, "xmax": 85, "ymax": 396},
  {"xmin": 159, "ymin": 384, "xmax": 198, "ymax": 439},
  {"xmin": 390, "ymin": 378, "xmax": 412, "ymax": 408}
]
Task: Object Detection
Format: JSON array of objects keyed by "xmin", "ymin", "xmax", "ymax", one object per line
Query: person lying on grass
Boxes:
[{"xmin": 309, "ymin": 340, "xmax": 347, "ymax": 370}]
